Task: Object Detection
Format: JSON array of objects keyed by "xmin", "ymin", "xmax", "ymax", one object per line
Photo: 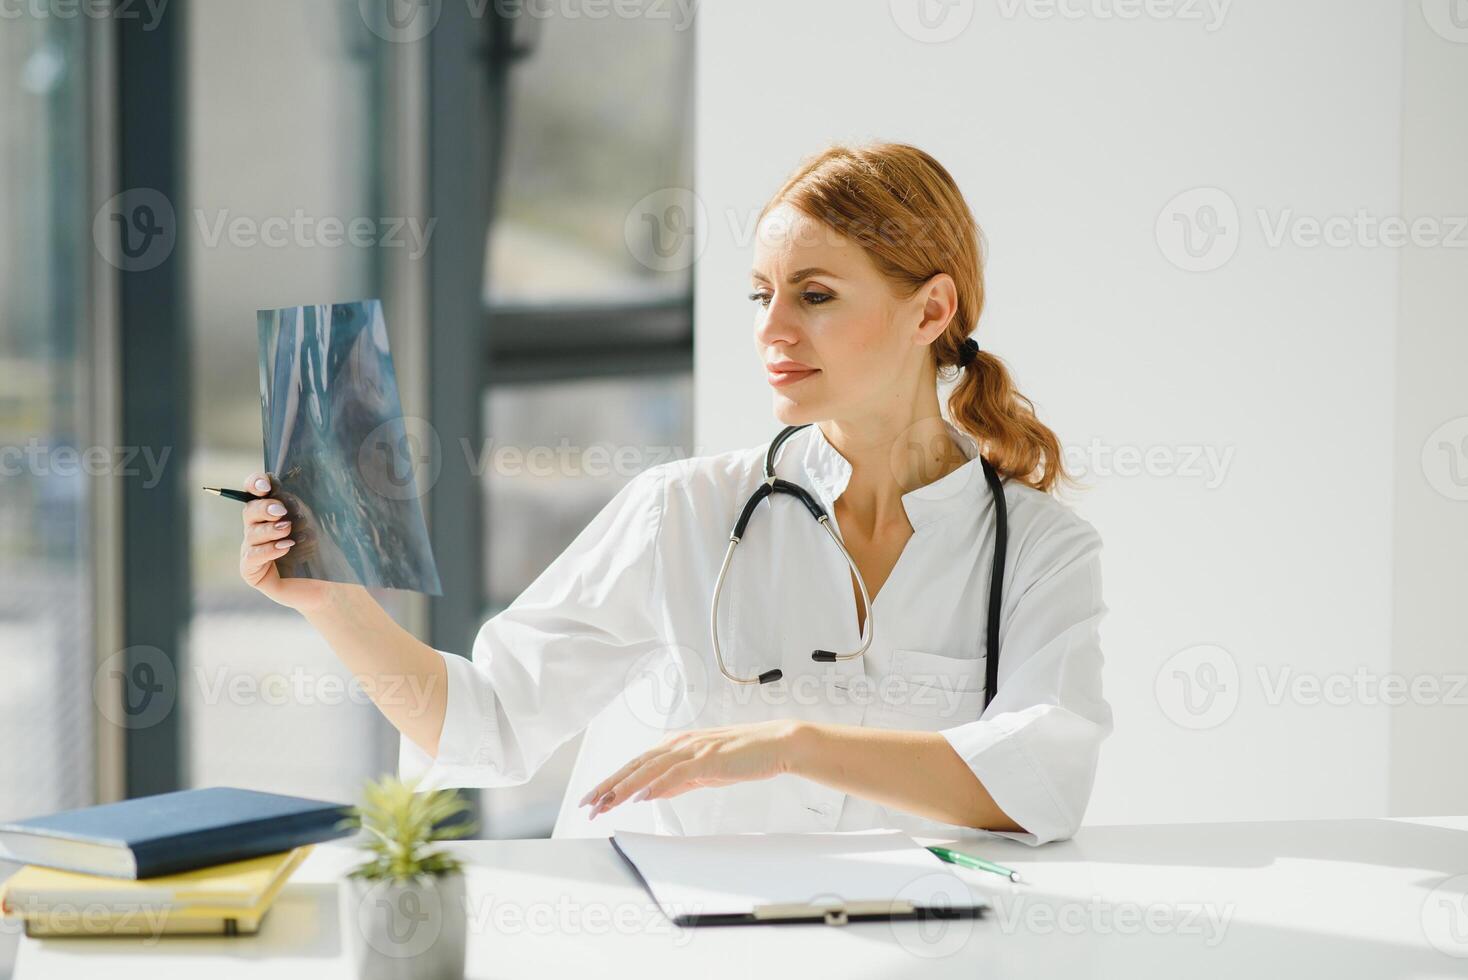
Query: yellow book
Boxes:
[{"xmin": 0, "ymin": 846, "xmax": 310, "ymax": 938}]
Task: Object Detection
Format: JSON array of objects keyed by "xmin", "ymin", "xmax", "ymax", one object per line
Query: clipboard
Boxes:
[{"xmin": 610, "ymin": 830, "xmax": 988, "ymax": 927}]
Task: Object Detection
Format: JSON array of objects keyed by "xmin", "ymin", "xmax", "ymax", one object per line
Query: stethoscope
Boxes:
[{"xmin": 709, "ymin": 423, "xmax": 1010, "ymax": 710}]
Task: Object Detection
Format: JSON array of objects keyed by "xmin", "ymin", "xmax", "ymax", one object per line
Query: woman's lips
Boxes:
[{"xmin": 766, "ymin": 366, "xmax": 820, "ymax": 388}]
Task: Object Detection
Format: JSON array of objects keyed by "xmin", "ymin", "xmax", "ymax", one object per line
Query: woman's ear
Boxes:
[{"xmin": 912, "ymin": 273, "xmax": 959, "ymax": 348}]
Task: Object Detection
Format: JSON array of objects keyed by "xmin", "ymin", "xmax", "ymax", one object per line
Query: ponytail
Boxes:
[
  {"xmin": 941, "ymin": 344, "xmax": 1070, "ymax": 493},
  {"xmin": 764, "ymin": 140, "xmax": 1072, "ymax": 493}
]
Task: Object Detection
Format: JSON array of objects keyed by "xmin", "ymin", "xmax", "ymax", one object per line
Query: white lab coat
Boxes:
[{"xmin": 400, "ymin": 421, "xmax": 1112, "ymax": 845}]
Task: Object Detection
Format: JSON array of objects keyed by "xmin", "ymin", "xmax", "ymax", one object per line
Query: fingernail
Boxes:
[
  {"xmin": 254, "ymin": 478, "xmax": 270, "ymax": 493},
  {"xmin": 579, "ymin": 790, "xmax": 595, "ymax": 807},
  {"xmin": 267, "ymin": 503, "xmax": 286, "ymax": 517},
  {"xmin": 273, "ymin": 520, "xmax": 291, "ymax": 530},
  {"xmin": 276, "ymin": 539, "xmax": 294, "ymax": 550},
  {"xmin": 631, "ymin": 788, "xmax": 650, "ymax": 803}
]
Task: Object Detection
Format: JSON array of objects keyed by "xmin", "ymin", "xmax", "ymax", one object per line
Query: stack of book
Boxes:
[{"xmin": 0, "ymin": 787, "xmax": 352, "ymax": 939}]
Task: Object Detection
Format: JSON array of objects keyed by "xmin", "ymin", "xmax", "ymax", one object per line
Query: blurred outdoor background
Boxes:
[{"xmin": 0, "ymin": 0, "xmax": 696, "ymax": 897}]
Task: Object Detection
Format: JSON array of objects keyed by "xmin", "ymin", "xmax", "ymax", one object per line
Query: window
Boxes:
[
  {"xmin": 0, "ymin": 18, "xmax": 93, "ymax": 822},
  {"xmin": 470, "ymin": 5, "xmax": 696, "ymax": 836},
  {"xmin": 181, "ymin": 1, "xmax": 399, "ymax": 801}
]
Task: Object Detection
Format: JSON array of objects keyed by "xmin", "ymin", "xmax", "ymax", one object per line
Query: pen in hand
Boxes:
[{"xmin": 201, "ymin": 486, "xmax": 256, "ymax": 503}]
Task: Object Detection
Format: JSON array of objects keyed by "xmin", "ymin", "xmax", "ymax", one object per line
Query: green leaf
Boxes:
[{"xmin": 343, "ymin": 776, "xmax": 476, "ymax": 882}]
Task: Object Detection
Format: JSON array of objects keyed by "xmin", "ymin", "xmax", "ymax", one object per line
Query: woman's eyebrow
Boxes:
[{"xmin": 749, "ymin": 267, "xmax": 842, "ymax": 284}]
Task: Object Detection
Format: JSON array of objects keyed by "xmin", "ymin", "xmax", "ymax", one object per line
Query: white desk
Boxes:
[{"xmin": 15, "ymin": 816, "xmax": 1468, "ymax": 979}]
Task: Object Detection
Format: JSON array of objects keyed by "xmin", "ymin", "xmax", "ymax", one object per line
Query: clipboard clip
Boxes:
[{"xmin": 752, "ymin": 899, "xmax": 916, "ymax": 926}]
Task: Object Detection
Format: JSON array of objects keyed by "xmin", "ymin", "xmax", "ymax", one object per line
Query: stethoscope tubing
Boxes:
[{"xmin": 709, "ymin": 423, "xmax": 1008, "ymax": 711}]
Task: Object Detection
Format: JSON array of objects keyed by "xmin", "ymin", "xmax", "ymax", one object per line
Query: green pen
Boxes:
[{"xmin": 927, "ymin": 845, "xmax": 1024, "ymax": 883}]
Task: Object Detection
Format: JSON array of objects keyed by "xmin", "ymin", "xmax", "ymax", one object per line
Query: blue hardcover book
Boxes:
[{"xmin": 0, "ymin": 787, "xmax": 353, "ymax": 879}]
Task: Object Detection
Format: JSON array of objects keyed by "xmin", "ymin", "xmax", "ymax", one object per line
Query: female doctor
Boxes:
[{"xmin": 238, "ymin": 141, "xmax": 1111, "ymax": 846}]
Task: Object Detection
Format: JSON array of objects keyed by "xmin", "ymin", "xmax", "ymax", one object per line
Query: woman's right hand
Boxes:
[{"xmin": 238, "ymin": 472, "xmax": 334, "ymax": 613}]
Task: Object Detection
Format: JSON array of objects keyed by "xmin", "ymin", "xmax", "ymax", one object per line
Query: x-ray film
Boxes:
[{"xmin": 257, "ymin": 299, "xmax": 442, "ymax": 595}]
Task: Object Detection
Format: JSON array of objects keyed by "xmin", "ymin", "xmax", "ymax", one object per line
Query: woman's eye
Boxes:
[{"xmin": 747, "ymin": 290, "xmax": 832, "ymax": 307}]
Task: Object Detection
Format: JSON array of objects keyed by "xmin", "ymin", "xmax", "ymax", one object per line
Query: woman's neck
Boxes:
[{"xmin": 820, "ymin": 393, "xmax": 967, "ymax": 535}]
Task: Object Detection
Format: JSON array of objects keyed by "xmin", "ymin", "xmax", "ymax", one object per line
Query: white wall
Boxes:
[
  {"xmin": 693, "ymin": 0, "xmax": 1425, "ymax": 827},
  {"xmin": 1390, "ymin": 8, "xmax": 1468, "ymax": 816}
]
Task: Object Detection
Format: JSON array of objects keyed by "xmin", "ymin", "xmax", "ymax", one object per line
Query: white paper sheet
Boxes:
[{"xmin": 611, "ymin": 829, "xmax": 987, "ymax": 920}]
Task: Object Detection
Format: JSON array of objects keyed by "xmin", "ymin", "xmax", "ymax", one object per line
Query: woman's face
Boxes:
[{"xmin": 750, "ymin": 203, "xmax": 940, "ymax": 427}]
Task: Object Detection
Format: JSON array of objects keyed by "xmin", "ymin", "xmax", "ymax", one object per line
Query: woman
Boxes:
[{"xmin": 239, "ymin": 142, "xmax": 1111, "ymax": 845}]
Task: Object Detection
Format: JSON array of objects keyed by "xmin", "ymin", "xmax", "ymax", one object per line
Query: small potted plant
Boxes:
[{"xmin": 339, "ymin": 777, "xmax": 476, "ymax": 980}]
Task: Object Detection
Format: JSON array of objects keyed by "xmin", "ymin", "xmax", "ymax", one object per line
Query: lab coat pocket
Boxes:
[{"xmin": 866, "ymin": 649, "xmax": 986, "ymax": 733}]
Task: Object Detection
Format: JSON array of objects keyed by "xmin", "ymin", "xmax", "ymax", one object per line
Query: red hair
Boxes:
[{"xmin": 760, "ymin": 141, "xmax": 1070, "ymax": 493}]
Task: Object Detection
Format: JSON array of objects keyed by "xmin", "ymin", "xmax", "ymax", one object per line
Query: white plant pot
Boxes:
[{"xmin": 342, "ymin": 872, "xmax": 468, "ymax": 980}]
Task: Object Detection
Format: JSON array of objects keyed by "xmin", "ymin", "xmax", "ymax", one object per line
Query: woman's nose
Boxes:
[{"xmin": 753, "ymin": 295, "xmax": 801, "ymax": 347}]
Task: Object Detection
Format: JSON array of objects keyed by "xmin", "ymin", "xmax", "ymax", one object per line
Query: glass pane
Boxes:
[
  {"xmin": 476, "ymin": 373, "xmax": 692, "ymax": 836},
  {"xmin": 484, "ymin": 9, "xmax": 695, "ymax": 309},
  {"xmin": 483, "ymin": 374, "xmax": 693, "ymax": 609},
  {"xmin": 0, "ymin": 20, "xmax": 92, "ymax": 822},
  {"xmin": 183, "ymin": 1, "xmax": 399, "ymax": 801}
]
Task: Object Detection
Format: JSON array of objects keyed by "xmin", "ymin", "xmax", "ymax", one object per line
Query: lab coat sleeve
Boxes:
[
  {"xmin": 399, "ymin": 464, "xmax": 669, "ymax": 789},
  {"xmin": 939, "ymin": 513, "xmax": 1113, "ymax": 845}
]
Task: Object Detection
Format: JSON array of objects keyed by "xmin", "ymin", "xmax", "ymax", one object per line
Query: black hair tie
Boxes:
[{"xmin": 959, "ymin": 337, "xmax": 980, "ymax": 367}]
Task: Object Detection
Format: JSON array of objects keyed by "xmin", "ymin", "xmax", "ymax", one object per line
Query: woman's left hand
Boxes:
[{"xmin": 581, "ymin": 721, "xmax": 808, "ymax": 819}]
